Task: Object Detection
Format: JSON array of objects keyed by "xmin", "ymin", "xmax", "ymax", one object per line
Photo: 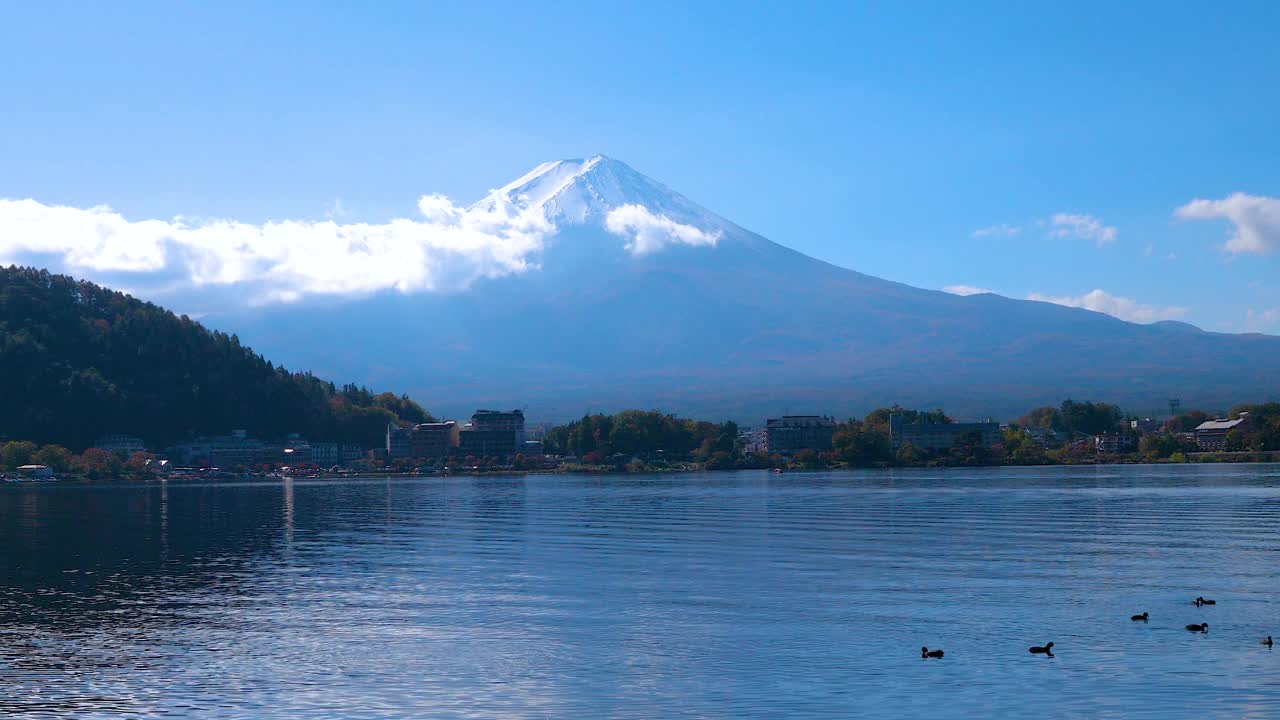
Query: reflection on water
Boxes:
[{"xmin": 3, "ymin": 465, "xmax": 1280, "ymax": 718}]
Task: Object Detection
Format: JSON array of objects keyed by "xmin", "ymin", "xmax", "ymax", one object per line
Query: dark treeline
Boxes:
[{"xmin": 0, "ymin": 266, "xmax": 432, "ymax": 450}]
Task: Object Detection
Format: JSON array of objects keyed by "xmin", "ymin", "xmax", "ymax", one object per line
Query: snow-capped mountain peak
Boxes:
[{"xmin": 473, "ymin": 155, "xmax": 733, "ymax": 235}]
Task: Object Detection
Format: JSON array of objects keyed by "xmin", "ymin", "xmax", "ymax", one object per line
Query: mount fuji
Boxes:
[{"xmin": 213, "ymin": 155, "xmax": 1280, "ymax": 421}]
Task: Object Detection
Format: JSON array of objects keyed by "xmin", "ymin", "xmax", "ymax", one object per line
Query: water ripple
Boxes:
[{"xmin": 2, "ymin": 465, "xmax": 1279, "ymax": 718}]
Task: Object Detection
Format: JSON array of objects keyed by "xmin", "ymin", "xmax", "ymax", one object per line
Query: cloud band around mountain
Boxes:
[
  {"xmin": 1027, "ymin": 289, "xmax": 1187, "ymax": 323},
  {"xmin": 604, "ymin": 204, "xmax": 722, "ymax": 256},
  {"xmin": 0, "ymin": 195, "xmax": 557, "ymax": 305}
]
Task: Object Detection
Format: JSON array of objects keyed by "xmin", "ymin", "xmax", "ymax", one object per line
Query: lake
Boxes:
[{"xmin": 3, "ymin": 465, "xmax": 1280, "ymax": 718}]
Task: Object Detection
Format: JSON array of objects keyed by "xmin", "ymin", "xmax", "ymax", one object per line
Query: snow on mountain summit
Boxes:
[{"xmin": 473, "ymin": 155, "xmax": 733, "ymax": 236}]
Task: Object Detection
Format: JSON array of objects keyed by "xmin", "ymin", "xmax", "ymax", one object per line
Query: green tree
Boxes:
[
  {"xmin": 0, "ymin": 266, "xmax": 435, "ymax": 451},
  {"xmin": 832, "ymin": 420, "xmax": 892, "ymax": 466},
  {"xmin": 895, "ymin": 442, "xmax": 922, "ymax": 465},
  {"xmin": 1224, "ymin": 428, "xmax": 1245, "ymax": 452},
  {"xmin": 1139, "ymin": 433, "xmax": 1182, "ymax": 459},
  {"xmin": 33, "ymin": 444, "xmax": 74, "ymax": 471},
  {"xmin": 0, "ymin": 441, "xmax": 38, "ymax": 470}
]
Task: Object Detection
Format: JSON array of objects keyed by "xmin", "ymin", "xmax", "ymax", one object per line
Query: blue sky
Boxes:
[{"xmin": 2, "ymin": 1, "xmax": 1278, "ymax": 332}]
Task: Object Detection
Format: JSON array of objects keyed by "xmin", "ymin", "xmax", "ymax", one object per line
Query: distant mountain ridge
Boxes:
[{"xmin": 122, "ymin": 156, "xmax": 1280, "ymax": 421}]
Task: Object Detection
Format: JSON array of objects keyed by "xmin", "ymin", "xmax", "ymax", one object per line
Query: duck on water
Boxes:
[
  {"xmin": 1029, "ymin": 642, "xmax": 1055, "ymax": 656},
  {"xmin": 1186, "ymin": 623, "xmax": 1209, "ymax": 633},
  {"xmin": 1131, "ymin": 612, "xmax": 1149, "ymax": 622},
  {"xmin": 921, "ymin": 647, "xmax": 944, "ymax": 659}
]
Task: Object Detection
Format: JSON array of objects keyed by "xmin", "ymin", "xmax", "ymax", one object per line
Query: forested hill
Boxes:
[{"xmin": 0, "ymin": 266, "xmax": 433, "ymax": 450}]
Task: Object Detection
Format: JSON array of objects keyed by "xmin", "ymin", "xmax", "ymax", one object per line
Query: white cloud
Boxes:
[
  {"xmin": 1027, "ymin": 289, "xmax": 1188, "ymax": 324},
  {"xmin": 943, "ymin": 285, "xmax": 994, "ymax": 296},
  {"xmin": 972, "ymin": 223, "xmax": 1022, "ymax": 238},
  {"xmin": 1174, "ymin": 192, "xmax": 1280, "ymax": 255},
  {"xmin": 604, "ymin": 204, "xmax": 721, "ymax": 256},
  {"xmin": 1246, "ymin": 307, "xmax": 1280, "ymax": 332},
  {"xmin": 0, "ymin": 195, "xmax": 557, "ymax": 304},
  {"xmin": 1049, "ymin": 213, "xmax": 1118, "ymax": 245}
]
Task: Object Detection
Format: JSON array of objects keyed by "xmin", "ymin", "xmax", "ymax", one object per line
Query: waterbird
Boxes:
[
  {"xmin": 1262, "ymin": 636, "xmax": 1273, "ymax": 647},
  {"xmin": 1029, "ymin": 642, "xmax": 1055, "ymax": 655},
  {"xmin": 1186, "ymin": 623, "xmax": 1209, "ymax": 633},
  {"xmin": 921, "ymin": 647, "xmax": 944, "ymax": 659},
  {"xmin": 1193, "ymin": 596, "xmax": 1217, "ymax": 606},
  {"xmin": 1131, "ymin": 612, "xmax": 1149, "ymax": 622}
]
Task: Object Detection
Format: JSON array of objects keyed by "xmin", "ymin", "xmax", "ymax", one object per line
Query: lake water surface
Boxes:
[{"xmin": 3, "ymin": 465, "xmax": 1280, "ymax": 718}]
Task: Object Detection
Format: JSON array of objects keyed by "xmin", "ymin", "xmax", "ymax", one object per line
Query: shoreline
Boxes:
[{"xmin": 7, "ymin": 454, "xmax": 1280, "ymax": 486}]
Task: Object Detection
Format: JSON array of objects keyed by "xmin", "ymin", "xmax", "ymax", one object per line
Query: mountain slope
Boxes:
[
  {"xmin": 0, "ymin": 266, "xmax": 432, "ymax": 449},
  {"xmin": 208, "ymin": 156, "xmax": 1280, "ymax": 421}
]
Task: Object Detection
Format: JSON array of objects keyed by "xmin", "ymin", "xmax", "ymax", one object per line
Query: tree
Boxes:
[
  {"xmin": 1224, "ymin": 428, "xmax": 1246, "ymax": 452},
  {"xmin": 895, "ymin": 443, "xmax": 922, "ymax": 465},
  {"xmin": 1228, "ymin": 403, "xmax": 1280, "ymax": 450},
  {"xmin": 1018, "ymin": 406, "xmax": 1066, "ymax": 432},
  {"xmin": 832, "ymin": 420, "xmax": 892, "ymax": 466},
  {"xmin": 0, "ymin": 441, "xmax": 38, "ymax": 470},
  {"xmin": 1003, "ymin": 427, "xmax": 1046, "ymax": 464},
  {"xmin": 0, "ymin": 266, "xmax": 435, "ymax": 450},
  {"xmin": 865, "ymin": 406, "xmax": 951, "ymax": 429},
  {"xmin": 1058, "ymin": 399, "xmax": 1124, "ymax": 435},
  {"xmin": 33, "ymin": 444, "xmax": 74, "ymax": 471},
  {"xmin": 793, "ymin": 449, "xmax": 824, "ymax": 469},
  {"xmin": 126, "ymin": 451, "xmax": 158, "ymax": 478},
  {"xmin": 1166, "ymin": 410, "xmax": 1210, "ymax": 433},
  {"xmin": 704, "ymin": 451, "xmax": 736, "ymax": 471},
  {"xmin": 949, "ymin": 430, "xmax": 991, "ymax": 465},
  {"xmin": 77, "ymin": 448, "xmax": 123, "ymax": 480},
  {"xmin": 1139, "ymin": 433, "xmax": 1182, "ymax": 459}
]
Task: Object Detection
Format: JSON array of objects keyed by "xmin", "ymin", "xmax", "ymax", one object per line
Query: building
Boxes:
[
  {"xmin": 169, "ymin": 430, "xmax": 269, "ymax": 468},
  {"xmin": 1130, "ymin": 417, "xmax": 1162, "ymax": 434},
  {"xmin": 889, "ymin": 414, "xmax": 1001, "ymax": 451},
  {"xmin": 386, "ymin": 423, "xmax": 412, "ymax": 459},
  {"xmin": 1026, "ymin": 427, "xmax": 1061, "ymax": 449},
  {"xmin": 309, "ymin": 442, "xmax": 368, "ymax": 466},
  {"xmin": 1194, "ymin": 413, "xmax": 1251, "ymax": 451},
  {"xmin": 93, "ymin": 434, "xmax": 147, "ymax": 457},
  {"xmin": 1094, "ymin": 433, "xmax": 1136, "ymax": 453},
  {"xmin": 763, "ymin": 416, "xmax": 835, "ymax": 455},
  {"xmin": 458, "ymin": 409, "xmax": 526, "ymax": 458},
  {"xmin": 410, "ymin": 421, "xmax": 460, "ymax": 458},
  {"xmin": 279, "ymin": 436, "xmax": 313, "ymax": 466},
  {"xmin": 311, "ymin": 441, "xmax": 341, "ymax": 466},
  {"xmin": 739, "ymin": 427, "xmax": 767, "ymax": 454}
]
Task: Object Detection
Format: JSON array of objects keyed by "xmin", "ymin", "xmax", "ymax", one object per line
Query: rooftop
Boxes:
[{"xmin": 1195, "ymin": 415, "xmax": 1249, "ymax": 432}]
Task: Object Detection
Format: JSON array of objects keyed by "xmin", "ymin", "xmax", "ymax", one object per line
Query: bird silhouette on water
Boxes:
[
  {"xmin": 1262, "ymin": 636, "xmax": 1273, "ymax": 648},
  {"xmin": 1029, "ymin": 642, "xmax": 1054, "ymax": 656},
  {"xmin": 1193, "ymin": 597, "xmax": 1217, "ymax": 607},
  {"xmin": 921, "ymin": 647, "xmax": 944, "ymax": 659},
  {"xmin": 1131, "ymin": 612, "xmax": 1149, "ymax": 622},
  {"xmin": 1186, "ymin": 623, "xmax": 1209, "ymax": 633}
]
